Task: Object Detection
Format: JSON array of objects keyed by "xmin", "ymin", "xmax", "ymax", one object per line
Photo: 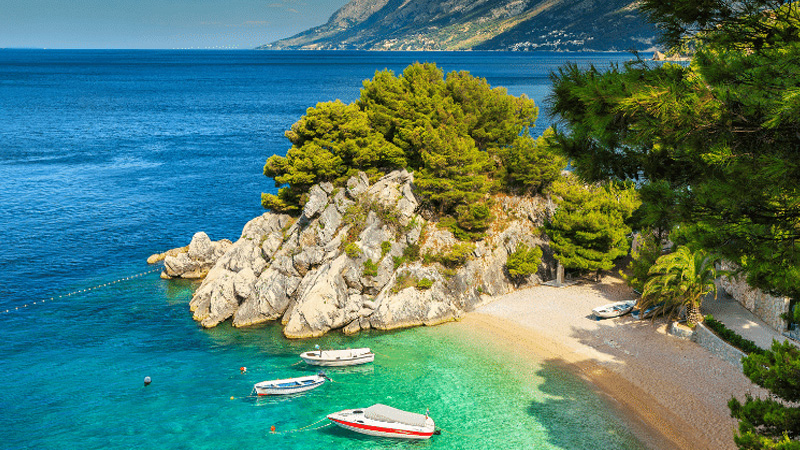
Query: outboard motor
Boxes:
[{"xmin": 318, "ymin": 371, "xmax": 331, "ymax": 381}]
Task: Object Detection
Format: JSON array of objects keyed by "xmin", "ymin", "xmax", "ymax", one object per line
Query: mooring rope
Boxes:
[
  {"xmin": 1, "ymin": 265, "xmax": 164, "ymax": 315},
  {"xmin": 267, "ymin": 417, "xmax": 331, "ymax": 435}
]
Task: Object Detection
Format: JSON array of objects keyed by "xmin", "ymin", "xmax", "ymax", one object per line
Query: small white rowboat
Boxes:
[
  {"xmin": 253, "ymin": 373, "xmax": 328, "ymax": 396},
  {"xmin": 592, "ymin": 300, "xmax": 637, "ymax": 319},
  {"xmin": 300, "ymin": 348, "xmax": 374, "ymax": 367},
  {"xmin": 327, "ymin": 404, "xmax": 437, "ymax": 440}
]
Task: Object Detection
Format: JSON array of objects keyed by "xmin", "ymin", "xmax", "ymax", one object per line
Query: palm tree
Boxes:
[{"xmin": 641, "ymin": 245, "xmax": 725, "ymax": 325}]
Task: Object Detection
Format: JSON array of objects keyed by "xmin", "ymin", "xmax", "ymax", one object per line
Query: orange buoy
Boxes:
[
  {"xmin": 270, "ymin": 426, "xmax": 276, "ymax": 433},
  {"xmin": 240, "ymin": 366, "xmax": 247, "ymax": 373}
]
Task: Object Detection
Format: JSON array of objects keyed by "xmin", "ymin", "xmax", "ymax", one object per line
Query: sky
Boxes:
[{"xmin": 0, "ymin": 0, "xmax": 350, "ymax": 49}]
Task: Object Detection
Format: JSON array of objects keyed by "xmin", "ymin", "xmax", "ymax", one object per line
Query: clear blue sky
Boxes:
[{"xmin": 0, "ymin": 0, "xmax": 350, "ymax": 49}]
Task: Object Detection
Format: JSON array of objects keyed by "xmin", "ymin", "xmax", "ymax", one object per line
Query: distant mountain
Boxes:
[{"xmin": 260, "ymin": 0, "xmax": 659, "ymax": 52}]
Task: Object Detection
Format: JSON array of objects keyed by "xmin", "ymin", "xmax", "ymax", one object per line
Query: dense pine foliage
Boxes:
[
  {"xmin": 549, "ymin": 0, "xmax": 800, "ymax": 447},
  {"xmin": 263, "ymin": 63, "xmax": 565, "ymax": 239}
]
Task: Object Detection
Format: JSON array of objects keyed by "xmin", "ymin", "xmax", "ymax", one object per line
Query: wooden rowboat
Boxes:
[
  {"xmin": 300, "ymin": 348, "xmax": 374, "ymax": 367},
  {"xmin": 592, "ymin": 300, "xmax": 637, "ymax": 319},
  {"xmin": 253, "ymin": 372, "xmax": 329, "ymax": 396}
]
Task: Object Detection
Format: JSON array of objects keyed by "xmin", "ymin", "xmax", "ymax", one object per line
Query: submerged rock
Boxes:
[{"xmin": 161, "ymin": 170, "xmax": 552, "ymax": 338}]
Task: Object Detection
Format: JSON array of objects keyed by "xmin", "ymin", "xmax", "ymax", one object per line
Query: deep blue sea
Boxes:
[{"xmin": 0, "ymin": 49, "xmax": 645, "ymax": 449}]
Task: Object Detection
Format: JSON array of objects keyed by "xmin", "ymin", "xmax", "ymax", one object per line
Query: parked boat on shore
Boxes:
[
  {"xmin": 300, "ymin": 347, "xmax": 374, "ymax": 367},
  {"xmin": 253, "ymin": 372, "xmax": 329, "ymax": 396},
  {"xmin": 631, "ymin": 303, "xmax": 664, "ymax": 320},
  {"xmin": 592, "ymin": 300, "xmax": 637, "ymax": 319},
  {"xmin": 327, "ymin": 404, "xmax": 437, "ymax": 440}
]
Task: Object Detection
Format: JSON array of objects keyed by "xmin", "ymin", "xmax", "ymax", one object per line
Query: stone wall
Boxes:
[
  {"xmin": 669, "ymin": 322, "xmax": 746, "ymax": 370},
  {"xmin": 717, "ymin": 262, "xmax": 791, "ymax": 332},
  {"xmin": 692, "ymin": 323, "xmax": 746, "ymax": 370}
]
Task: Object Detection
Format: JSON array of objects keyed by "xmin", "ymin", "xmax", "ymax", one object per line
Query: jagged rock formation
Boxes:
[
  {"xmin": 156, "ymin": 232, "xmax": 233, "ymax": 279},
  {"xmin": 260, "ymin": 0, "xmax": 658, "ymax": 52},
  {"xmin": 166, "ymin": 170, "xmax": 552, "ymax": 338}
]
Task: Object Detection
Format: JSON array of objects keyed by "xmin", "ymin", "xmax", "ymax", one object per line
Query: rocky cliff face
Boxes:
[
  {"xmin": 161, "ymin": 170, "xmax": 551, "ymax": 338},
  {"xmin": 260, "ymin": 0, "xmax": 657, "ymax": 52}
]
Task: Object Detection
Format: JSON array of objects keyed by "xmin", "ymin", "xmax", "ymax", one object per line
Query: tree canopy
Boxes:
[
  {"xmin": 549, "ymin": 0, "xmax": 800, "ymax": 298},
  {"xmin": 263, "ymin": 63, "xmax": 564, "ymax": 239},
  {"xmin": 730, "ymin": 340, "xmax": 800, "ymax": 449},
  {"xmin": 545, "ymin": 175, "xmax": 640, "ymax": 273}
]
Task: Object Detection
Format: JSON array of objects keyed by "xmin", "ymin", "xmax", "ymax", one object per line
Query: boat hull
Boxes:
[
  {"xmin": 328, "ymin": 417, "xmax": 434, "ymax": 440},
  {"xmin": 253, "ymin": 375, "xmax": 325, "ymax": 396},
  {"xmin": 592, "ymin": 300, "xmax": 636, "ymax": 319},
  {"xmin": 300, "ymin": 349, "xmax": 374, "ymax": 367}
]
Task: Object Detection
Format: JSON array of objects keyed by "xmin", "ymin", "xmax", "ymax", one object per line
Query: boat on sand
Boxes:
[
  {"xmin": 253, "ymin": 372, "xmax": 329, "ymax": 396},
  {"xmin": 592, "ymin": 300, "xmax": 637, "ymax": 319},
  {"xmin": 300, "ymin": 347, "xmax": 374, "ymax": 367},
  {"xmin": 327, "ymin": 404, "xmax": 437, "ymax": 440}
]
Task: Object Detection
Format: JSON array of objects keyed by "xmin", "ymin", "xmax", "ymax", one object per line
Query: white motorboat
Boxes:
[
  {"xmin": 300, "ymin": 347, "xmax": 374, "ymax": 367},
  {"xmin": 592, "ymin": 300, "xmax": 637, "ymax": 319},
  {"xmin": 253, "ymin": 372, "xmax": 329, "ymax": 396},
  {"xmin": 327, "ymin": 404, "xmax": 437, "ymax": 440}
]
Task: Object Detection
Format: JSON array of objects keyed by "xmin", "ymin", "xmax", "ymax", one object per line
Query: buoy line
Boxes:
[{"xmin": 1, "ymin": 265, "xmax": 164, "ymax": 315}]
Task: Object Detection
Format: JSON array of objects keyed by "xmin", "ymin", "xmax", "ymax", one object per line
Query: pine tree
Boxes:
[
  {"xmin": 545, "ymin": 175, "xmax": 640, "ymax": 275},
  {"xmin": 729, "ymin": 340, "xmax": 800, "ymax": 449}
]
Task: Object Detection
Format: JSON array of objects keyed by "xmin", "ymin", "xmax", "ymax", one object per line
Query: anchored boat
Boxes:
[
  {"xmin": 253, "ymin": 372, "xmax": 329, "ymax": 396},
  {"xmin": 592, "ymin": 300, "xmax": 637, "ymax": 319},
  {"xmin": 300, "ymin": 347, "xmax": 374, "ymax": 367},
  {"xmin": 327, "ymin": 404, "xmax": 437, "ymax": 440}
]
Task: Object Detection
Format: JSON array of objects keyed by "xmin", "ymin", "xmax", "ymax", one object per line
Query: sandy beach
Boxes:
[{"xmin": 454, "ymin": 274, "xmax": 764, "ymax": 450}]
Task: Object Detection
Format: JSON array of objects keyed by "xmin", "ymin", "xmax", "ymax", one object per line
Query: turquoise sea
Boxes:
[{"xmin": 0, "ymin": 49, "xmax": 645, "ymax": 449}]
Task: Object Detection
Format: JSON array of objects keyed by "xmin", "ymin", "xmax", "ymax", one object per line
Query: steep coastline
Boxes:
[
  {"xmin": 153, "ymin": 169, "xmax": 554, "ymax": 338},
  {"xmin": 260, "ymin": 0, "xmax": 658, "ymax": 52}
]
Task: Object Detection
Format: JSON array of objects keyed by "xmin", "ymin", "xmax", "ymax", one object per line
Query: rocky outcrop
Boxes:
[
  {"xmin": 154, "ymin": 232, "xmax": 233, "ymax": 279},
  {"xmin": 168, "ymin": 170, "xmax": 550, "ymax": 338}
]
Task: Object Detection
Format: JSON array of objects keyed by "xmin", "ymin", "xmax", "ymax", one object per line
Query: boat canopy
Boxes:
[{"xmin": 364, "ymin": 404, "xmax": 428, "ymax": 428}]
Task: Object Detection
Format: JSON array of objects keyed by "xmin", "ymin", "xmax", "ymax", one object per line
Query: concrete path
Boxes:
[{"xmin": 702, "ymin": 293, "xmax": 795, "ymax": 350}]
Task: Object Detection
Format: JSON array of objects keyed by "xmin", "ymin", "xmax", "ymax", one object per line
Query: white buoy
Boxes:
[{"xmin": 144, "ymin": 376, "xmax": 152, "ymax": 386}]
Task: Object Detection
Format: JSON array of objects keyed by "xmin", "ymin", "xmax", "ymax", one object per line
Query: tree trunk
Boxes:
[{"xmin": 687, "ymin": 302, "xmax": 703, "ymax": 325}]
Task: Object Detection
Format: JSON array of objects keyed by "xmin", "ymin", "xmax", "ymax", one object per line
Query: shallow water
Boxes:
[{"xmin": 0, "ymin": 49, "xmax": 644, "ymax": 449}]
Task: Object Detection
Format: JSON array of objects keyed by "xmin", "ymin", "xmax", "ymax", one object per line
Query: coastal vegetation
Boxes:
[
  {"xmin": 549, "ymin": 0, "xmax": 800, "ymax": 446},
  {"xmin": 544, "ymin": 175, "xmax": 639, "ymax": 277},
  {"xmin": 730, "ymin": 340, "xmax": 800, "ymax": 449},
  {"xmin": 640, "ymin": 246, "xmax": 723, "ymax": 325},
  {"xmin": 263, "ymin": 62, "xmax": 564, "ymax": 242}
]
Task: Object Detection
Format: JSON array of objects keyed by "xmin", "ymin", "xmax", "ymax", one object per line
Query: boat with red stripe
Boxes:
[{"xmin": 327, "ymin": 404, "xmax": 438, "ymax": 440}]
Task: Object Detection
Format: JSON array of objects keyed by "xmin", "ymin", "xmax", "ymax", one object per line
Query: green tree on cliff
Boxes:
[
  {"xmin": 263, "ymin": 62, "xmax": 561, "ymax": 239},
  {"xmin": 545, "ymin": 175, "xmax": 640, "ymax": 276}
]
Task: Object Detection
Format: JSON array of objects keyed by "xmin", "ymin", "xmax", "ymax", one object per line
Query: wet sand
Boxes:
[{"xmin": 452, "ymin": 275, "xmax": 762, "ymax": 450}]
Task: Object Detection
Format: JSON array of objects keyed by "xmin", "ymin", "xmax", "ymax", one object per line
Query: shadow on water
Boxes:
[{"xmin": 525, "ymin": 359, "xmax": 646, "ymax": 450}]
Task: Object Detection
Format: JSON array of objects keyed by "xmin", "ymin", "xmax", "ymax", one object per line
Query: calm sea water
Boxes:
[{"xmin": 0, "ymin": 49, "xmax": 644, "ymax": 449}]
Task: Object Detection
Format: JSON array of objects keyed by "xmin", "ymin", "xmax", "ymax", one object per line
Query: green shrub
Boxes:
[
  {"xmin": 506, "ymin": 243, "xmax": 543, "ymax": 278},
  {"xmin": 425, "ymin": 243, "xmax": 476, "ymax": 268},
  {"xmin": 392, "ymin": 273, "xmax": 415, "ymax": 293},
  {"xmin": 362, "ymin": 259, "xmax": 378, "ymax": 277},
  {"xmin": 344, "ymin": 242, "xmax": 361, "ymax": 259},
  {"xmin": 704, "ymin": 315, "xmax": 766, "ymax": 356},
  {"xmin": 381, "ymin": 241, "xmax": 392, "ymax": 259},
  {"xmin": 417, "ymin": 278, "xmax": 433, "ymax": 289}
]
